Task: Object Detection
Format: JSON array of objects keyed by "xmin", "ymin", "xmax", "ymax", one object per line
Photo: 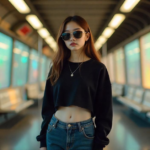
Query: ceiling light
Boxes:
[
  {"xmin": 108, "ymin": 14, "xmax": 126, "ymax": 29},
  {"xmin": 26, "ymin": 15, "xmax": 43, "ymax": 29},
  {"xmin": 45, "ymin": 36, "xmax": 55, "ymax": 44},
  {"xmin": 50, "ymin": 42, "xmax": 57, "ymax": 51},
  {"xmin": 97, "ymin": 36, "xmax": 107, "ymax": 44},
  {"xmin": 95, "ymin": 42, "xmax": 102, "ymax": 51},
  {"xmin": 120, "ymin": 0, "xmax": 140, "ymax": 12},
  {"xmin": 9, "ymin": 0, "xmax": 30, "ymax": 14},
  {"xmin": 37, "ymin": 28, "xmax": 50, "ymax": 38},
  {"xmin": 102, "ymin": 27, "xmax": 115, "ymax": 38}
]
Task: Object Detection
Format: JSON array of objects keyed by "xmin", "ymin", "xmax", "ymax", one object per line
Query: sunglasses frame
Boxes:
[{"xmin": 61, "ymin": 30, "xmax": 89, "ymax": 41}]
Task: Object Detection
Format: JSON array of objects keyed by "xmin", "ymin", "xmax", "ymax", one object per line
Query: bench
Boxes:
[
  {"xmin": 112, "ymin": 83, "xmax": 124, "ymax": 97},
  {"xmin": 117, "ymin": 86, "xmax": 136, "ymax": 106},
  {"xmin": 147, "ymin": 112, "xmax": 150, "ymax": 118},
  {"xmin": 40, "ymin": 81, "xmax": 46, "ymax": 91},
  {"xmin": 117, "ymin": 87, "xmax": 150, "ymax": 113},
  {"xmin": 142, "ymin": 90, "xmax": 150, "ymax": 114},
  {"xmin": 0, "ymin": 87, "xmax": 34, "ymax": 114},
  {"xmin": 138, "ymin": 90, "xmax": 150, "ymax": 122},
  {"xmin": 25, "ymin": 83, "xmax": 44, "ymax": 103}
]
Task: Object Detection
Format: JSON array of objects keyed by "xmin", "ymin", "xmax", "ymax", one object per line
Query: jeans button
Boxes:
[{"xmin": 68, "ymin": 124, "xmax": 71, "ymax": 127}]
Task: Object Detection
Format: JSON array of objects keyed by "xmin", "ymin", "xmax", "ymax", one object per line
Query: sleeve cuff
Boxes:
[
  {"xmin": 93, "ymin": 147, "xmax": 103, "ymax": 150},
  {"xmin": 93, "ymin": 146, "xmax": 103, "ymax": 150},
  {"xmin": 92, "ymin": 143, "xmax": 104, "ymax": 150},
  {"xmin": 40, "ymin": 140, "xmax": 46, "ymax": 148}
]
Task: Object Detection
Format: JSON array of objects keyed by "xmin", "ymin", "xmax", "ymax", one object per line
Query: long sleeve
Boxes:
[
  {"xmin": 36, "ymin": 66, "xmax": 55, "ymax": 148},
  {"xmin": 93, "ymin": 64, "xmax": 113, "ymax": 150}
]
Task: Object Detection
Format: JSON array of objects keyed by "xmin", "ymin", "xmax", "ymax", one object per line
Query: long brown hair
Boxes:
[{"xmin": 48, "ymin": 15, "xmax": 101, "ymax": 86}]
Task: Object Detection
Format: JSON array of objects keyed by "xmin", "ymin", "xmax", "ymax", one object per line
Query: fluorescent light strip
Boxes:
[
  {"xmin": 95, "ymin": 43, "xmax": 102, "ymax": 51},
  {"xmin": 9, "ymin": 0, "xmax": 30, "ymax": 14},
  {"xmin": 26, "ymin": 15, "xmax": 43, "ymax": 29},
  {"xmin": 108, "ymin": 14, "xmax": 126, "ymax": 29},
  {"xmin": 120, "ymin": 0, "xmax": 140, "ymax": 13},
  {"xmin": 102, "ymin": 27, "xmax": 115, "ymax": 38},
  {"xmin": 45, "ymin": 36, "xmax": 54, "ymax": 44},
  {"xmin": 50, "ymin": 43, "xmax": 56, "ymax": 49},
  {"xmin": 38, "ymin": 28, "xmax": 50, "ymax": 38},
  {"xmin": 97, "ymin": 36, "xmax": 107, "ymax": 44}
]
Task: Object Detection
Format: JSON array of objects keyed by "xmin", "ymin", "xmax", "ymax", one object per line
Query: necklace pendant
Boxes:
[{"xmin": 71, "ymin": 73, "xmax": 73, "ymax": 77}]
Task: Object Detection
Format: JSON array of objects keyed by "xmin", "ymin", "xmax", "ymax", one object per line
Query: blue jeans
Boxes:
[{"xmin": 46, "ymin": 113, "xmax": 95, "ymax": 150}]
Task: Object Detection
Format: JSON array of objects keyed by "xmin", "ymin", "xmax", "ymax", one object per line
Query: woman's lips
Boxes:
[{"xmin": 70, "ymin": 43, "xmax": 77, "ymax": 46}]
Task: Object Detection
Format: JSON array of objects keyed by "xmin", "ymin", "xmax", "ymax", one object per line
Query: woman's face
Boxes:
[{"xmin": 62, "ymin": 21, "xmax": 89, "ymax": 52}]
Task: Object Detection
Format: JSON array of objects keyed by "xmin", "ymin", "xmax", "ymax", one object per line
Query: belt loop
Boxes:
[
  {"xmin": 77, "ymin": 122, "xmax": 82, "ymax": 132},
  {"xmin": 53, "ymin": 114, "xmax": 59, "ymax": 128},
  {"xmin": 54, "ymin": 120, "xmax": 59, "ymax": 128}
]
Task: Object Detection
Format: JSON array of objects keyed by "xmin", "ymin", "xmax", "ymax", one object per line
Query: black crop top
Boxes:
[{"xmin": 36, "ymin": 58, "xmax": 113, "ymax": 150}]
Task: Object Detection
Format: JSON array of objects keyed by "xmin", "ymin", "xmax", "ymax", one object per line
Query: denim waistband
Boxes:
[{"xmin": 49, "ymin": 113, "xmax": 94, "ymax": 131}]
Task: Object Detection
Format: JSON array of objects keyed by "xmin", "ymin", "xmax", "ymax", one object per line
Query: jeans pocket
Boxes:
[
  {"xmin": 47, "ymin": 124, "xmax": 54, "ymax": 133},
  {"xmin": 81, "ymin": 123, "xmax": 95, "ymax": 139}
]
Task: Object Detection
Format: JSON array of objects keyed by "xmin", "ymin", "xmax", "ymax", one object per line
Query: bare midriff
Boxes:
[{"xmin": 54, "ymin": 105, "xmax": 91, "ymax": 123}]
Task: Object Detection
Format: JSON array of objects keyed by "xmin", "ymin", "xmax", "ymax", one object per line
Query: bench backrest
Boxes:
[
  {"xmin": 41, "ymin": 82, "xmax": 46, "ymax": 91},
  {"xmin": 0, "ymin": 88, "xmax": 22, "ymax": 109},
  {"xmin": 26, "ymin": 83, "xmax": 39, "ymax": 98},
  {"xmin": 142, "ymin": 90, "xmax": 150, "ymax": 107},
  {"xmin": 111, "ymin": 83, "xmax": 124, "ymax": 96},
  {"xmin": 115, "ymin": 84, "xmax": 124, "ymax": 96},
  {"xmin": 132, "ymin": 88, "xmax": 144, "ymax": 104},
  {"xmin": 111, "ymin": 83, "xmax": 117, "ymax": 91},
  {"xmin": 125, "ymin": 86, "xmax": 135, "ymax": 100}
]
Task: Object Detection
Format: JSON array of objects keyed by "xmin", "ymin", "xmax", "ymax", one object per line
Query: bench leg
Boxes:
[{"xmin": 4, "ymin": 114, "xmax": 8, "ymax": 120}]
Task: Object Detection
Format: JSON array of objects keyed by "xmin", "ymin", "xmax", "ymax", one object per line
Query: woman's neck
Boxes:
[{"xmin": 68, "ymin": 56, "xmax": 91, "ymax": 63}]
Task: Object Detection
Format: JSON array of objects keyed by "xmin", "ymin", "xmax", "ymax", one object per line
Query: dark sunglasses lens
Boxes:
[
  {"xmin": 73, "ymin": 31, "xmax": 82, "ymax": 38},
  {"xmin": 61, "ymin": 31, "xmax": 83, "ymax": 40},
  {"xmin": 62, "ymin": 33, "xmax": 70, "ymax": 40}
]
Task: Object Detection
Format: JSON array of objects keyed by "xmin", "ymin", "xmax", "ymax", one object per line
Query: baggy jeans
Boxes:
[{"xmin": 46, "ymin": 113, "xmax": 95, "ymax": 150}]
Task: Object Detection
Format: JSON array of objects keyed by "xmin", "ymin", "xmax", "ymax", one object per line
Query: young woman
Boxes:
[{"xmin": 36, "ymin": 15, "xmax": 113, "ymax": 150}]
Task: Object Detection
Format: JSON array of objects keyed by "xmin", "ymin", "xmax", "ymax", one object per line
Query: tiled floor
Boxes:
[{"xmin": 0, "ymin": 101, "xmax": 150, "ymax": 150}]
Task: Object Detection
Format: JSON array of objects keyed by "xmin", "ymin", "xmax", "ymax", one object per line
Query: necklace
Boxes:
[{"xmin": 68, "ymin": 61, "xmax": 83, "ymax": 77}]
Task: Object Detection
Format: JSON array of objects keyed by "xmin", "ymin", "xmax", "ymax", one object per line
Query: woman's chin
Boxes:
[{"xmin": 70, "ymin": 47, "xmax": 79, "ymax": 51}]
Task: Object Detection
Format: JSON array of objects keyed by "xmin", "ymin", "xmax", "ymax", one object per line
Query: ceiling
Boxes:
[
  {"xmin": 0, "ymin": 0, "xmax": 150, "ymax": 53},
  {"xmin": 29, "ymin": 0, "xmax": 120, "ymax": 40}
]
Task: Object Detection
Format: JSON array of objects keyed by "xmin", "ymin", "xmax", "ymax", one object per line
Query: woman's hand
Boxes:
[{"xmin": 40, "ymin": 147, "xmax": 47, "ymax": 150}]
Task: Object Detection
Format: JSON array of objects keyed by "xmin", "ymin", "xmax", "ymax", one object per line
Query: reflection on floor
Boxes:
[{"xmin": 0, "ymin": 101, "xmax": 150, "ymax": 150}]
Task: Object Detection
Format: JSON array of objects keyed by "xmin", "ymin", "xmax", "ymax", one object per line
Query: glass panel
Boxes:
[
  {"xmin": 28, "ymin": 49, "xmax": 39, "ymax": 83},
  {"xmin": 114, "ymin": 48, "xmax": 126, "ymax": 84},
  {"xmin": 140, "ymin": 32, "xmax": 150, "ymax": 89},
  {"xmin": 124, "ymin": 39, "xmax": 141, "ymax": 85},
  {"xmin": 12, "ymin": 40, "xmax": 29, "ymax": 86},
  {"xmin": 0, "ymin": 32, "xmax": 13, "ymax": 89},
  {"xmin": 39, "ymin": 55, "xmax": 47, "ymax": 81},
  {"xmin": 108, "ymin": 52, "xmax": 115, "ymax": 82}
]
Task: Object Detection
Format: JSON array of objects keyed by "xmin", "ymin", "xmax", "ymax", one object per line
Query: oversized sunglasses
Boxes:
[{"xmin": 61, "ymin": 31, "xmax": 89, "ymax": 41}]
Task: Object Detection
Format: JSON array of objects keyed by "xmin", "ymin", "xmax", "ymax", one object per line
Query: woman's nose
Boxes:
[{"xmin": 70, "ymin": 33, "xmax": 75, "ymax": 40}]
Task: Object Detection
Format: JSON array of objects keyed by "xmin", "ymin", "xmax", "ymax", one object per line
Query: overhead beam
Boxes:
[
  {"xmin": 43, "ymin": 16, "xmax": 108, "ymax": 20},
  {"xmin": 129, "ymin": 14, "xmax": 148, "ymax": 28},
  {"xmin": 25, "ymin": 0, "xmax": 55, "ymax": 39},
  {"xmin": 109, "ymin": 25, "xmax": 150, "ymax": 52},
  {"xmin": 125, "ymin": 20, "xmax": 141, "ymax": 31},
  {"xmin": 95, "ymin": 0, "xmax": 125, "ymax": 40},
  {"xmin": 32, "ymin": 1, "xmax": 118, "ymax": 5},
  {"xmin": 141, "ymin": 0, "xmax": 150, "ymax": 5},
  {"xmin": 38, "ymin": 9, "xmax": 111, "ymax": 14},
  {"xmin": 134, "ymin": 8, "xmax": 150, "ymax": 19}
]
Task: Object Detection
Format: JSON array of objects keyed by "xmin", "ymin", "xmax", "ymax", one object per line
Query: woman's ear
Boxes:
[{"xmin": 85, "ymin": 32, "xmax": 90, "ymax": 41}]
